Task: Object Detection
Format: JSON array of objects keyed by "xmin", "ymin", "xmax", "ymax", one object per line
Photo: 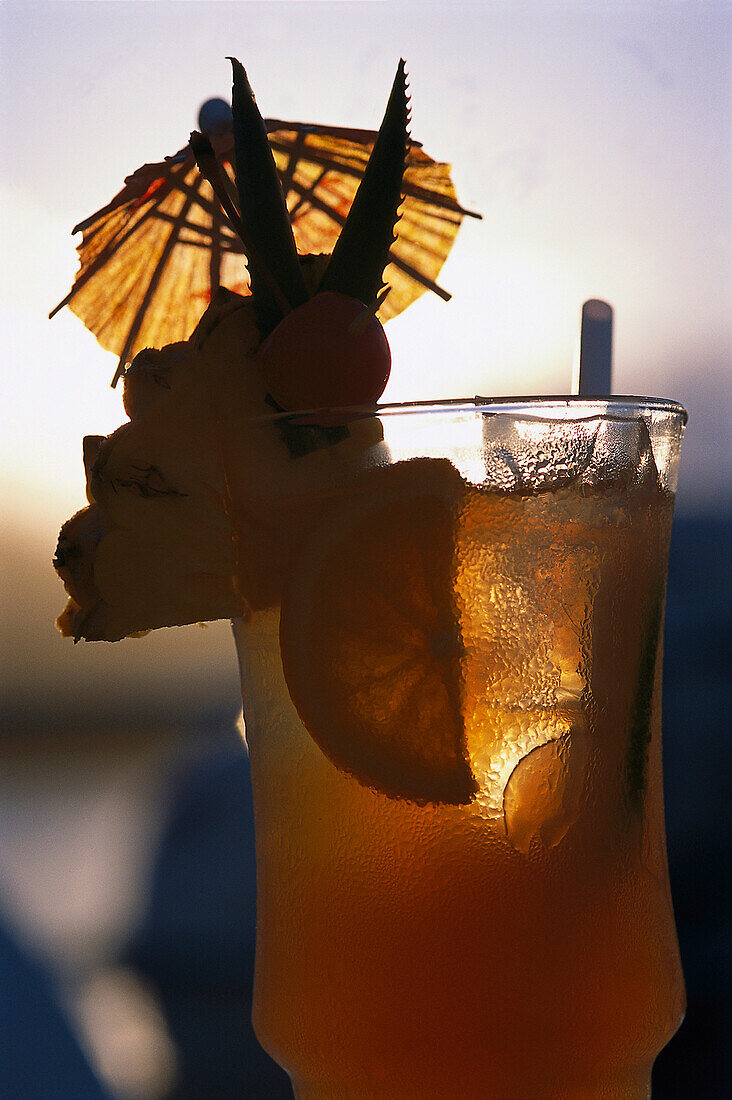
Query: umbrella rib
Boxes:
[
  {"xmin": 77, "ymin": 149, "xmax": 224, "ymax": 238},
  {"xmin": 49, "ymin": 202, "xmax": 165, "ymax": 318},
  {"xmin": 401, "ymin": 180, "xmax": 482, "ymax": 219},
  {"xmin": 286, "ymin": 180, "xmax": 452, "ymax": 300},
  {"xmin": 167, "ymin": 174, "xmax": 224, "ymax": 221},
  {"xmin": 49, "ymin": 160, "xmax": 195, "ymax": 319},
  {"xmin": 72, "ymin": 149, "xmax": 194, "ymax": 235},
  {"xmin": 265, "ymin": 119, "xmax": 385, "ymax": 145},
  {"xmin": 268, "ymin": 136, "xmax": 479, "ymax": 218},
  {"xmin": 151, "ymin": 210, "xmax": 244, "ymax": 251},
  {"xmin": 73, "ymin": 185, "xmax": 169, "ymax": 249},
  {"xmin": 289, "ymin": 180, "xmax": 348, "ymax": 228},
  {"xmin": 169, "ymin": 229, "xmax": 244, "ymax": 252},
  {"xmin": 209, "ymin": 182, "xmax": 223, "ymax": 292},
  {"xmin": 269, "ymin": 136, "xmax": 368, "ymax": 184},
  {"xmin": 288, "ymin": 166, "xmax": 330, "ymax": 223},
  {"xmin": 278, "ymin": 128, "xmax": 308, "ymax": 202},
  {"xmin": 112, "ymin": 187, "xmax": 197, "ymax": 386},
  {"xmin": 387, "ymin": 254, "xmax": 452, "ymax": 301}
]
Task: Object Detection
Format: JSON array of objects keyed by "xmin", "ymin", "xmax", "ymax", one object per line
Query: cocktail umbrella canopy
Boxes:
[{"xmin": 51, "ymin": 98, "xmax": 480, "ymax": 385}]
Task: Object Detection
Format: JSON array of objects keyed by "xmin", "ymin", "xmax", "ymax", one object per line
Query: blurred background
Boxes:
[{"xmin": 1, "ymin": 1, "xmax": 729, "ymax": 1096}]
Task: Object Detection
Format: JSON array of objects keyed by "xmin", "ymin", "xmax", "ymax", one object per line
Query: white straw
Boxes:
[{"xmin": 573, "ymin": 299, "xmax": 613, "ymax": 395}]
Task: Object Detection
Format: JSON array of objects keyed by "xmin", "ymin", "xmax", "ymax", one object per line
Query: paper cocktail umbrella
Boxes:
[{"xmin": 50, "ymin": 91, "xmax": 480, "ymax": 385}]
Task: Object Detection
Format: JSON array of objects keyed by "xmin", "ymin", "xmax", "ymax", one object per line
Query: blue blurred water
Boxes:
[
  {"xmin": 122, "ymin": 747, "xmax": 292, "ymax": 1099},
  {"xmin": 651, "ymin": 513, "xmax": 732, "ymax": 1097},
  {"xmin": 0, "ymin": 919, "xmax": 113, "ymax": 1099}
]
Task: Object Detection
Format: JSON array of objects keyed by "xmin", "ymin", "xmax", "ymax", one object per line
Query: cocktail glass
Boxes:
[{"xmin": 233, "ymin": 395, "xmax": 686, "ymax": 1099}]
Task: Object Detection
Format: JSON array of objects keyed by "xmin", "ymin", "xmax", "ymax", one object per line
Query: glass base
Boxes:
[{"xmin": 292, "ymin": 1066, "xmax": 653, "ymax": 1100}]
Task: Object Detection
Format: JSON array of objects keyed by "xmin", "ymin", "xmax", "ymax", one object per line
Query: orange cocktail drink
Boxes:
[
  {"xmin": 52, "ymin": 55, "xmax": 688, "ymax": 1100},
  {"xmin": 234, "ymin": 398, "xmax": 686, "ymax": 1099}
]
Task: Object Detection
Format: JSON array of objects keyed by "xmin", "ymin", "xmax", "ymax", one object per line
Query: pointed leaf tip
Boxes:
[
  {"xmin": 318, "ymin": 59, "xmax": 410, "ymax": 306},
  {"xmin": 228, "ymin": 57, "xmax": 308, "ymax": 333}
]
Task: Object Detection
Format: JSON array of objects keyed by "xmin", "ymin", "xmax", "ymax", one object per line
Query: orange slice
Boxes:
[{"xmin": 279, "ymin": 458, "xmax": 477, "ymax": 805}]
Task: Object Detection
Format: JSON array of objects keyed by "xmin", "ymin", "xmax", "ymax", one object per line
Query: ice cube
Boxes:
[
  {"xmin": 503, "ymin": 722, "xmax": 589, "ymax": 854},
  {"xmin": 481, "ymin": 414, "xmax": 599, "ymax": 492},
  {"xmin": 582, "ymin": 417, "xmax": 660, "ymax": 492}
]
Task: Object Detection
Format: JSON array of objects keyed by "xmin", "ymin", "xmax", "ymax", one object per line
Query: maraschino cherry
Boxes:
[{"xmin": 259, "ymin": 292, "xmax": 391, "ymax": 411}]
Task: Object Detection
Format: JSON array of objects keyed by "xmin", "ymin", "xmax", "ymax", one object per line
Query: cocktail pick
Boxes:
[{"xmin": 573, "ymin": 299, "xmax": 613, "ymax": 395}]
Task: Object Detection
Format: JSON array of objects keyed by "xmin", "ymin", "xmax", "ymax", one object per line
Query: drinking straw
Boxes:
[{"xmin": 573, "ymin": 299, "xmax": 613, "ymax": 395}]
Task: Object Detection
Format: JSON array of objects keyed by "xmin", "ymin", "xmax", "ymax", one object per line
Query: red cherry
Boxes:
[{"xmin": 259, "ymin": 292, "xmax": 391, "ymax": 412}]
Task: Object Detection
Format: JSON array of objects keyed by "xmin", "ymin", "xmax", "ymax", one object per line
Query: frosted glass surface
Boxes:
[{"xmin": 234, "ymin": 400, "xmax": 686, "ymax": 1098}]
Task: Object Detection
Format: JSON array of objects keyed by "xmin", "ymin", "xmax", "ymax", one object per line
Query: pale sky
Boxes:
[{"xmin": 1, "ymin": 1, "xmax": 730, "ymax": 717}]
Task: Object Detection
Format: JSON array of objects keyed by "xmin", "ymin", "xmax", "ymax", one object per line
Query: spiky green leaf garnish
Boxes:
[
  {"xmin": 317, "ymin": 59, "xmax": 409, "ymax": 306},
  {"xmin": 228, "ymin": 57, "xmax": 308, "ymax": 335}
]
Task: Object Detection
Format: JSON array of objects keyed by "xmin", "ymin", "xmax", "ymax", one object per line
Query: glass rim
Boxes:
[{"xmin": 249, "ymin": 394, "xmax": 688, "ymax": 427}]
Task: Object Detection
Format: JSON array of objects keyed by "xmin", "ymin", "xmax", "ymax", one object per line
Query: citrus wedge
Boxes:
[{"xmin": 279, "ymin": 457, "xmax": 477, "ymax": 805}]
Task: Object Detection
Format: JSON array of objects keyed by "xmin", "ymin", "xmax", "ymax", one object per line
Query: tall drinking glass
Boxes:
[{"xmin": 234, "ymin": 396, "xmax": 686, "ymax": 1099}]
